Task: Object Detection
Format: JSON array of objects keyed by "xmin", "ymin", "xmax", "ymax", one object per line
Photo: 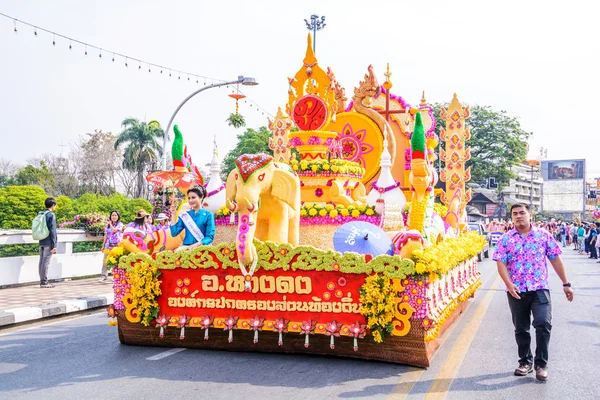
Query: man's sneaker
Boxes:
[
  {"xmin": 535, "ymin": 366, "xmax": 548, "ymax": 381},
  {"xmin": 514, "ymin": 364, "xmax": 533, "ymax": 376},
  {"xmin": 98, "ymin": 277, "xmax": 107, "ymax": 282},
  {"xmin": 40, "ymin": 284, "xmax": 54, "ymax": 288}
]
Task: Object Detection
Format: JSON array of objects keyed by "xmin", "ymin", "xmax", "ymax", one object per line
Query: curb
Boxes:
[{"xmin": 0, "ymin": 292, "xmax": 114, "ymax": 328}]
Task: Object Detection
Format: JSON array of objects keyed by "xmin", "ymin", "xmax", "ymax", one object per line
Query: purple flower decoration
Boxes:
[
  {"xmin": 307, "ymin": 136, "xmax": 322, "ymax": 145},
  {"xmin": 315, "ymin": 188, "xmax": 324, "ymax": 197},
  {"xmin": 289, "ymin": 137, "xmax": 303, "ymax": 147}
]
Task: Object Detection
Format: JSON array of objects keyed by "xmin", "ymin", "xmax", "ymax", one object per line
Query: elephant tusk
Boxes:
[
  {"xmin": 227, "ymin": 199, "xmax": 237, "ymax": 212},
  {"xmin": 244, "ymin": 197, "xmax": 256, "ymax": 212}
]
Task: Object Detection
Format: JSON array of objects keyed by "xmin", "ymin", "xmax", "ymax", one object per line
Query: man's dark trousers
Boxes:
[{"xmin": 507, "ymin": 290, "xmax": 552, "ymax": 368}]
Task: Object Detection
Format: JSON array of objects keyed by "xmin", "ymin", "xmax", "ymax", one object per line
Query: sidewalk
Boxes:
[{"xmin": 0, "ymin": 278, "xmax": 114, "ymax": 328}]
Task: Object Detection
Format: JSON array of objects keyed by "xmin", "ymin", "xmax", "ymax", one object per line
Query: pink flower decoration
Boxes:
[
  {"xmin": 338, "ymin": 277, "xmax": 347, "ymax": 287},
  {"xmin": 349, "ymin": 321, "xmax": 366, "ymax": 339},
  {"xmin": 325, "ymin": 320, "xmax": 342, "ymax": 337},
  {"xmin": 223, "ymin": 316, "xmax": 238, "ymax": 331},
  {"xmin": 177, "ymin": 314, "xmax": 190, "ymax": 329},
  {"xmin": 289, "ymin": 137, "xmax": 303, "ymax": 147},
  {"xmin": 307, "ymin": 136, "xmax": 322, "ymax": 145},
  {"xmin": 200, "ymin": 315, "xmax": 214, "ymax": 329},
  {"xmin": 300, "ymin": 320, "xmax": 316, "ymax": 335},
  {"xmin": 315, "ymin": 188, "xmax": 324, "ymax": 197},
  {"xmin": 273, "ymin": 318, "xmax": 289, "ymax": 333},
  {"xmin": 155, "ymin": 314, "xmax": 169, "ymax": 328},
  {"xmin": 249, "ymin": 315, "xmax": 265, "ymax": 331}
]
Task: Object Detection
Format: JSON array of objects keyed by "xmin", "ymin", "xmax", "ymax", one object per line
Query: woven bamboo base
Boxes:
[{"xmin": 116, "ymin": 298, "xmax": 471, "ymax": 367}]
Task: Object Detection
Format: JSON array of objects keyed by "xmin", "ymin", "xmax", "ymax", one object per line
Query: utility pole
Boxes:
[{"xmin": 304, "ymin": 15, "xmax": 326, "ymax": 53}]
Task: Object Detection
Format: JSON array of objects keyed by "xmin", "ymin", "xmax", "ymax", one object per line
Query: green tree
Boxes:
[
  {"xmin": 222, "ymin": 126, "xmax": 273, "ymax": 177},
  {"xmin": 12, "ymin": 163, "xmax": 55, "ymax": 189},
  {"xmin": 114, "ymin": 118, "xmax": 164, "ymax": 198},
  {"xmin": 432, "ymin": 103, "xmax": 531, "ymax": 191},
  {"xmin": 0, "ymin": 186, "xmax": 48, "ymax": 229}
]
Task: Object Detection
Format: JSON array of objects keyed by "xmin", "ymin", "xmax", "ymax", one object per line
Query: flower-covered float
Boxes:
[{"xmin": 111, "ymin": 34, "xmax": 485, "ymax": 367}]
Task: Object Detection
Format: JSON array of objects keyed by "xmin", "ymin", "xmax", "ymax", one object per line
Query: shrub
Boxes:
[{"xmin": 0, "ymin": 186, "xmax": 48, "ymax": 229}]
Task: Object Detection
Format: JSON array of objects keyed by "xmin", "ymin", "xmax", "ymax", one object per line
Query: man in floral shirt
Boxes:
[{"xmin": 493, "ymin": 203, "xmax": 574, "ymax": 382}]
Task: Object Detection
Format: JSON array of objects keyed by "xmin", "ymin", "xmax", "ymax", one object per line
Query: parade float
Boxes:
[{"xmin": 106, "ymin": 34, "xmax": 486, "ymax": 367}]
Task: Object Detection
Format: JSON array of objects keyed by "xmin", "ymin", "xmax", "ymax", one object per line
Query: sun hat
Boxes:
[
  {"xmin": 135, "ymin": 209, "xmax": 149, "ymax": 219},
  {"xmin": 156, "ymin": 213, "xmax": 168, "ymax": 221}
]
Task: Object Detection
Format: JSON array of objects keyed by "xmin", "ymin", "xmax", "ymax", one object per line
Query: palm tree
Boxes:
[{"xmin": 114, "ymin": 118, "xmax": 164, "ymax": 198}]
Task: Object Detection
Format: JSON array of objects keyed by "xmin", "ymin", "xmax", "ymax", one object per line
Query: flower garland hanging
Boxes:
[
  {"xmin": 204, "ymin": 182, "xmax": 226, "ymax": 198},
  {"xmin": 325, "ymin": 320, "xmax": 342, "ymax": 349},
  {"xmin": 349, "ymin": 321, "xmax": 367, "ymax": 351},
  {"xmin": 223, "ymin": 315, "xmax": 239, "ymax": 343},
  {"xmin": 359, "ymin": 274, "xmax": 397, "ymax": 343},
  {"xmin": 249, "ymin": 315, "xmax": 265, "ymax": 343},
  {"xmin": 273, "ymin": 318, "xmax": 289, "ymax": 346},
  {"xmin": 372, "ymin": 180, "xmax": 401, "ymax": 194},
  {"xmin": 300, "ymin": 320, "xmax": 316, "ymax": 348},
  {"xmin": 201, "ymin": 314, "xmax": 214, "ymax": 340},
  {"xmin": 128, "ymin": 260, "xmax": 162, "ymax": 326},
  {"xmin": 177, "ymin": 314, "xmax": 190, "ymax": 340}
]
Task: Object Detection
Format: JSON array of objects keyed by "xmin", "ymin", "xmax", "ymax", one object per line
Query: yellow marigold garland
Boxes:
[
  {"xmin": 128, "ymin": 260, "xmax": 162, "ymax": 326},
  {"xmin": 359, "ymin": 274, "xmax": 397, "ymax": 343},
  {"xmin": 412, "ymin": 231, "xmax": 486, "ymax": 276},
  {"xmin": 103, "ymin": 245, "xmax": 125, "ymax": 270},
  {"xmin": 120, "ymin": 241, "xmax": 416, "ymax": 280},
  {"xmin": 291, "ymin": 159, "xmax": 365, "ymax": 176}
]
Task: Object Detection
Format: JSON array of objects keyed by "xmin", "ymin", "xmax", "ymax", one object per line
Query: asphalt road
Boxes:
[{"xmin": 0, "ymin": 250, "xmax": 598, "ymax": 400}]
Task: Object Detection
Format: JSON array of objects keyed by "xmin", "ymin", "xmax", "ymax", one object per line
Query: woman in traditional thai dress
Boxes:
[
  {"xmin": 100, "ymin": 210, "xmax": 123, "ymax": 282},
  {"xmin": 169, "ymin": 187, "xmax": 215, "ymax": 251}
]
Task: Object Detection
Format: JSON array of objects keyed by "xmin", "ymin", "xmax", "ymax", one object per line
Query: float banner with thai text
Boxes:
[{"xmin": 157, "ymin": 267, "xmax": 365, "ymax": 324}]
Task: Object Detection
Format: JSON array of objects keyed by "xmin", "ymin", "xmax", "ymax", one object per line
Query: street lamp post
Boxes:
[
  {"xmin": 161, "ymin": 76, "xmax": 258, "ymax": 170},
  {"xmin": 304, "ymin": 15, "xmax": 326, "ymax": 53}
]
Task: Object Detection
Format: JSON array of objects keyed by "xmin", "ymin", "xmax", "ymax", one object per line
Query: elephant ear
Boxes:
[
  {"xmin": 271, "ymin": 165, "xmax": 300, "ymax": 211},
  {"xmin": 225, "ymin": 169, "xmax": 238, "ymax": 204}
]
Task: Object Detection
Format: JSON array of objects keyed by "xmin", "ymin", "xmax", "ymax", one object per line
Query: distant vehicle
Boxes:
[{"xmin": 467, "ymin": 222, "xmax": 491, "ymax": 261}]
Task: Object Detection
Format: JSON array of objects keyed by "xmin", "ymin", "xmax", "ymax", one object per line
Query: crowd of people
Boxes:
[{"xmin": 486, "ymin": 219, "xmax": 600, "ymax": 260}]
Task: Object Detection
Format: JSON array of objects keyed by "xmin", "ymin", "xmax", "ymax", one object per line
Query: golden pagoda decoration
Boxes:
[{"xmin": 440, "ymin": 94, "xmax": 472, "ymax": 232}]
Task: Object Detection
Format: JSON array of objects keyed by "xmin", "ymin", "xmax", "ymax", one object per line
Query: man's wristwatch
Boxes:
[{"xmin": 562, "ymin": 282, "xmax": 572, "ymax": 287}]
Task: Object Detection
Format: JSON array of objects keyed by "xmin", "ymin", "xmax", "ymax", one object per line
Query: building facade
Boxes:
[{"xmin": 502, "ymin": 163, "xmax": 543, "ymax": 212}]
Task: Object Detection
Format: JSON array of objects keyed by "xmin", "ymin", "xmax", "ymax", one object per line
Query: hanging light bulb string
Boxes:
[
  {"xmin": 1, "ymin": 11, "xmax": 226, "ymax": 84},
  {"xmin": 1, "ymin": 11, "xmax": 274, "ymax": 118}
]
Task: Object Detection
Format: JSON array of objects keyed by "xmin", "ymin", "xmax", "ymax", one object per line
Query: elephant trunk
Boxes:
[{"xmin": 236, "ymin": 211, "xmax": 258, "ymax": 265}]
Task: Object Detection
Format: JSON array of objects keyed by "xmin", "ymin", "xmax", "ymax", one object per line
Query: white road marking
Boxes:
[{"xmin": 146, "ymin": 348, "xmax": 187, "ymax": 360}]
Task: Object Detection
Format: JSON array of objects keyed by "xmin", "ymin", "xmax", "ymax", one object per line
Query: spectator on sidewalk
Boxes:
[
  {"xmin": 589, "ymin": 224, "xmax": 598, "ymax": 259},
  {"xmin": 38, "ymin": 197, "xmax": 57, "ymax": 289},
  {"xmin": 493, "ymin": 203, "xmax": 574, "ymax": 382},
  {"xmin": 100, "ymin": 210, "xmax": 123, "ymax": 282},
  {"xmin": 577, "ymin": 224, "xmax": 585, "ymax": 254}
]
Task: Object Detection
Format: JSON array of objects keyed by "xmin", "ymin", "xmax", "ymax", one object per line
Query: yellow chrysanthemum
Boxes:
[
  {"xmin": 308, "ymin": 208, "xmax": 318, "ymax": 216},
  {"xmin": 351, "ymin": 210, "xmax": 360, "ymax": 218},
  {"xmin": 300, "ymin": 209, "xmax": 307, "ymax": 217},
  {"xmin": 365, "ymin": 208, "xmax": 374, "ymax": 216},
  {"xmin": 329, "ymin": 210, "xmax": 338, "ymax": 218},
  {"xmin": 340, "ymin": 209, "xmax": 350, "ymax": 217},
  {"xmin": 319, "ymin": 209, "xmax": 327, "ymax": 216}
]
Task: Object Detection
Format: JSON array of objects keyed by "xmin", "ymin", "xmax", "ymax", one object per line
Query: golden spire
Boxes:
[
  {"xmin": 383, "ymin": 62, "xmax": 392, "ymax": 90},
  {"xmin": 303, "ymin": 33, "xmax": 317, "ymax": 66},
  {"xmin": 420, "ymin": 90, "xmax": 427, "ymax": 107}
]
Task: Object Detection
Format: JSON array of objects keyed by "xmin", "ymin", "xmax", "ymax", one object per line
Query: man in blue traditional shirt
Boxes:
[{"xmin": 170, "ymin": 187, "xmax": 215, "ymax": 250}]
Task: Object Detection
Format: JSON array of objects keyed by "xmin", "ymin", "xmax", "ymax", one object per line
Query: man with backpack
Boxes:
[{"xmin": 32, "ymin": 197, "xmax": 58, "ymax": 288}]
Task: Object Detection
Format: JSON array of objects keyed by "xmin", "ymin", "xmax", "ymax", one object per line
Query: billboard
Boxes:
[{"xmin": 541, "ymin": 159, "xmax": 584, "ymax": 180}]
